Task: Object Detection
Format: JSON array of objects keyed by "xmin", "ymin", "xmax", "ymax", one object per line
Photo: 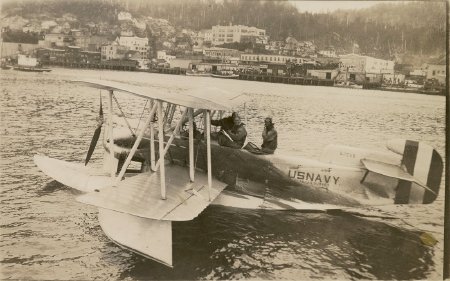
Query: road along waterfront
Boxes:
[{"xmin": 0, "ymin": 68, "xmax": 446, "ymax": 280}]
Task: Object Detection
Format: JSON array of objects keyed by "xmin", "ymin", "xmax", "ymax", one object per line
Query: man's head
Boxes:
[
  {"xmin": 233, "ymin": 114, "xmax": 241, "ymax": 126},
  {"xmin": 264, "ymin": 117, "xmax": 273, "ymax": 127}
]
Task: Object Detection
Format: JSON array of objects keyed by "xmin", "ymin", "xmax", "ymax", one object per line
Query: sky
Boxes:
[{"xmin": 289, "ymin": 1, "xmax": 394, "ymax": 13}]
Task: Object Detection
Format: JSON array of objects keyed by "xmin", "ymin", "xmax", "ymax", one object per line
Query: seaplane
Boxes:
[{"xmin": 34, "ymin": 79, "xmax": 444, "ymax": 267}]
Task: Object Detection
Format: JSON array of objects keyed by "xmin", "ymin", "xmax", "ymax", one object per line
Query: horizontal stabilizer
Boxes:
[
  {"xmin": 34, "ymin": 155, "xmax": 114, "ymax": 192},
  {"xmin": 77, "ymin": 165, "xmax": 227, "ymax": 221},
  {"xmin": 361, "ymin": 159, "xmax": 436, "ymax": 196},
  {"xmin": 98, "ymin": 208, "xmax": 172, "ymax": 267},
  {"xmin": 385, "ymin": 140, "xmax": 442, "ymax": 203}
]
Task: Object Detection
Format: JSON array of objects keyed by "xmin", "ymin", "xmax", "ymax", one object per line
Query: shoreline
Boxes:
[{"xmin": 2, "ymin": 65, "xmax": 446, "ymax": 96}]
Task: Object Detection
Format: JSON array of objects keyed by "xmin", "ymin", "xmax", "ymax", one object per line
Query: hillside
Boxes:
[{"xmin": 1, "ymin": 0, "xmax": 446, "ymax": 60}]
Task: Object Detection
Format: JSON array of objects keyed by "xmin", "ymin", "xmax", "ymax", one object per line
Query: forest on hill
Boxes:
[{"xmin": 2, "ymin": 0, "xmax": 446, "ymax": 60}]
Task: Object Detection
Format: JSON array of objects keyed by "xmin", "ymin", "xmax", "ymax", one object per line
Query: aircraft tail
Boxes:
[{"xmin": 387, "ymin": 140, "xmax": 443, "ymax": 204}]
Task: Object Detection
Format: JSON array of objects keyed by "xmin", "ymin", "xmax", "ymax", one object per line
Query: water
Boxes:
[{"xmin": 0, "ymin": 68, "xmax": 446, "ymax": 280}]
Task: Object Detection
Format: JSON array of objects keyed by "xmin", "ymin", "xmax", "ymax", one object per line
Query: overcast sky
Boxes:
[{"xmin": 290, "ymin": 1, "xmax": 393, "ymax": 13}]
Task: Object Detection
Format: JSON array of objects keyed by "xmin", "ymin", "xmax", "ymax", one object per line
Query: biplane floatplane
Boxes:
[{"xmin": 34, "ymin": 79, "xmax": 443, "ymax": 267}]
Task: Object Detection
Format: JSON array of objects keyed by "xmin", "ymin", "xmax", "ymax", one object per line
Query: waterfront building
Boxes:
[
  {"xmin": 65, "ymin": 46, "xmax": 82, "ymax": 64},
  {"xmin": 101, "ymin": 41, "xmax": 128, "ymax": 60},
  {"xmin": 410, "ymin": 69, "xmax": 426, "ymax": 77},
  {"xmin": 382, "ymin": 73, "xmax": 406, "ymax": 85},
  {"xmin": 36, "ymin": 48, "xmax": 65, "ymax": 64},
  {"xmin": 307, "ymin": 69, "xmax": 339, "ymax": 80},
  {"xmin": 426, "ymin": 64, "xmax": 446, "ymax": 84},
  {"xmin": 211, "ymin": 24, "xmax": 266, "ymax": 46},
  {"xmin": 170, "ymin": 57, "xmax": 202, "ymax": 70},
  {"xmin": 117, "ymin": 36, "xmax": 150, "ymax": 60},
  {"xmin": 339, "ymin": 54, "xmax": 394, "ymax": 74},
  {"xmin": 80, "ymin": 51, "xmax": 101, "ymax": 65},
  {"xmin": 157, "ymin": 50, "xmax": 175, "ymax": 63},
  {"xmin": 203, "ymin": 47, "xmax": 241, "ymax": 62},
  {"xmin": 40, "ymin": 33, "xmax": 74, "ymax": 48},
  {"xmin": 240, "ymin": 53, "xmax": 304, "ymax": 65}
]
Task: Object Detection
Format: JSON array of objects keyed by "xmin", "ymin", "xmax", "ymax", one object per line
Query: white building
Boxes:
[
  {"xmin": 118, "ymin": 11, "xmax": 133, "ymax": 21},
  {"xmin": 211, "ymin": 24, "xmax": 266, "ymax": 46},
  {"xmin": 204, "ymin": 30, "xmax": 213, "ymax": 43},
  {"xmin": 426, "ymin": 64, "xmax": 445, "ymax": 84},
  {"xmin": 339, "ymin": 54, "xmax": 394, "ymax": 74},
  {"xmin": 204, "ymin": 47, "xmax": 241, "ymax": 60},
  {"xmin": 240, "ymin": 53, "xmax": 304, "ymax": 64},
  {"xmin": 156, "ymin": 51, "xmax": 175, "ymax": 63},
  {"xmin": 117, "ymin": 36, "xmax": 149, "ymax": 60},
  {"xmin": 318, "ymin": 49, "xmax": 337, "ymax": 58}
]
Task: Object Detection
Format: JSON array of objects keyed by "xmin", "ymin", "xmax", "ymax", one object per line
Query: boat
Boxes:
[
  {"xmin": 34, "ymin": 78, "xmax": 444, "ymax": 267},
  {"xmin": 1, "ymin": 63, "xmax": 12, "ymax": 70},
  {"xmin": 13, "ymin": 54, "xmax": 51, "ymax": 72},
  {"xmin": 211, "ymin": 72, "xmax": 239, "ymax": 79}
]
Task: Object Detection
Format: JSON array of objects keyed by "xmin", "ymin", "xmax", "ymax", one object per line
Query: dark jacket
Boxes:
[
  {"xmin": 261, "ymin": 126, "xmax": 277, "ymax": 153},
  {"xmin": 227, "ymin": 123, "xmax": 247, "ymax": 147},
  {"xmin": 211, "ymin": 116, "xmax": 234, "ymax": 131}
]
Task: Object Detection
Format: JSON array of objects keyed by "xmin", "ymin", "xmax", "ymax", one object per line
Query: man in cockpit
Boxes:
[
  {"xmin": 215, "ymin": 113, "xmax": 247, "ymax": 149},
  {"xmin": 261, "ymin": 117, "xmax": 277, "ymax": 154},
  {"xmin": 211, "ymin": 112, "xmax": 236, "ymax": 131}
]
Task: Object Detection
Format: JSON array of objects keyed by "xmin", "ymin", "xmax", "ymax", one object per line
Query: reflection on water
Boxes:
[
  {"xmin": 0, "ymin": 69, "xmax": 445, "ymax": 280},
  {"xmin": 120, "ymin": 207, "xmax": 434, "ymax": 280}
]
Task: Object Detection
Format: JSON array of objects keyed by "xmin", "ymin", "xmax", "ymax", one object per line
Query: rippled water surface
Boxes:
[{"xmin": 0, "ymin": 68, "xmax": 446, "ymax": 280}]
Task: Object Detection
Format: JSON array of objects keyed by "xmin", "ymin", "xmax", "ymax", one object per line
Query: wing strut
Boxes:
[
  {"xmin": 149, "ymin": 101, "xmax": 156, "ymax": 171},
  {"xmin": 154, "ymin": 109, "xmax": 188, "ymax": 170},
  {"xmin": 158, "ymin": 100, "xmax": 166, "ymax": 199},
  {"xmin": 189, "ymin": 108, "xmax": 194, "ymax": 182},
  {"xmin": 108, "ymin": 90, "xmax": 115, "ymax": 178},
  {"xmin": 205, "ymin": 109, "xmax": 212, "ymax": 201},
  {"xmin": 115, "ymin": 102, "xmax": 158, "ymax": 184}
]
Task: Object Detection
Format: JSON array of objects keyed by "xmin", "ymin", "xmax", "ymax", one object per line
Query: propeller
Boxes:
[{"xmin": 85, "ymin": 94, "xmax": 103, "ymax": 166}]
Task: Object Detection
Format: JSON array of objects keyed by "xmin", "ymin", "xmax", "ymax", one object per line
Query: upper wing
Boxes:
[{"xmin": 72, "ymin": 78, "xmax": 245, "ymax": 111}]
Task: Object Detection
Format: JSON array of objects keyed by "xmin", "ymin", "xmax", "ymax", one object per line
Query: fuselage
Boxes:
[{"xmin": 105, "ymin": 129, "xmax": 401, "ymax": 209}]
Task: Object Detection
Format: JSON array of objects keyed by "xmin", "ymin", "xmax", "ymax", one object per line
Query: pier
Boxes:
[{"xmin": 238, "ymin": 73, "xmax": 334, "ymax": 86}]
